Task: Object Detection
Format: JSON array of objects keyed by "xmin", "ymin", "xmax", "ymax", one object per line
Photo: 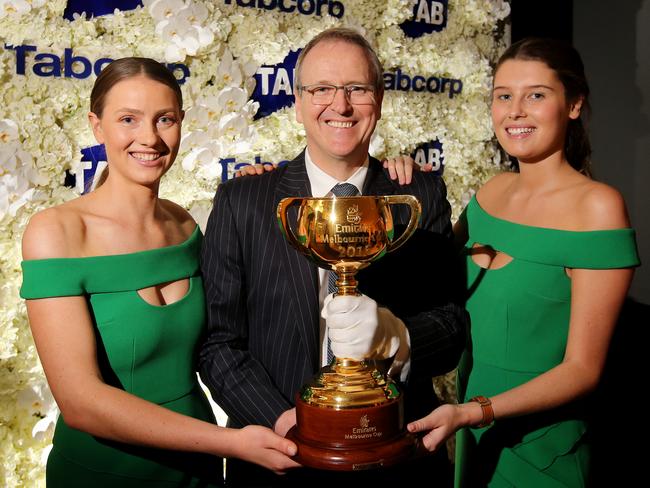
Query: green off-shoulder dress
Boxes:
[
  {"xmin": 456, "ymin": 196, "xmax": 640, "ymax": 488},
  {"xmin": 21, "ymin": 227, "xmax": 222, "ymax": 487}
]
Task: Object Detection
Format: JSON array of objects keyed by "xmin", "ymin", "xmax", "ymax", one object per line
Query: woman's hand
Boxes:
[
  {"xmin": 234, "ymin": 163, "xmax": 276, "ymax": 177},
  {"xmin": 233, "ymin": 425, "xmax": 301, "ymax": 475},
  {"xmin": 407, "ymin": 402, "xmax": 481, "ymax": 452},
  {"xmin": 383, "ymin": 156, "xmax": 433, "ymax": 185}
]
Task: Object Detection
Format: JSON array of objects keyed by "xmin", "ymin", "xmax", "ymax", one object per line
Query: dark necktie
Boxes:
[{"xmin": 326, "ymin": 183, "xmax": 359, "ymax": 364}]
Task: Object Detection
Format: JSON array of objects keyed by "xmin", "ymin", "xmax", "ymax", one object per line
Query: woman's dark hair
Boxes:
[
  {"xmin": 496, "ymin": 38, "xmax": 592, "ymax": 176},
  {"xmin": 90, "ymin": 58, "xmax": 182, "ymax": 187}
]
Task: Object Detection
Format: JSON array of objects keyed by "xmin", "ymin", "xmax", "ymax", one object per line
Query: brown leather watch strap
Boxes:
[{"xmin": 469, "ymin": 395, "xmax": 494, "ymax": 428}]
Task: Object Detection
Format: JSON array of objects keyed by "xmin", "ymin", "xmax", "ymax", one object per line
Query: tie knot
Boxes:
[{"xmin": 331, "ymin": 183, "xmax": 359, "ymax": 197}]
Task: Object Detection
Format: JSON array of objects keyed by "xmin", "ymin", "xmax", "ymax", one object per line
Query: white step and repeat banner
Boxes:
[{"xmin": 0, "ymin": 1, "xmax": 509, "ymax": 485}]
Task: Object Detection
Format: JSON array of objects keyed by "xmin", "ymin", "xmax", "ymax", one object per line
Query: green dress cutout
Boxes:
[
  {"xmin": 456, "ymin": 196, "xmax": 640, "ymax": 488},
  {"xmin": 21, "ymin": 227, "xmax": 222, "ymax": 487}
]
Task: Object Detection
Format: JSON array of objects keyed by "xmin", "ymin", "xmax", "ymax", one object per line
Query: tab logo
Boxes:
[
  {"xmin": 251, "ymin": 50, "xmax": 299, "ymax": 119},
  {"xmin": 76, "ymin": 144, "xmax": 107, "ymax": 194},
  {"xmin": 400, "ymin": 0, "xmax": 448, "ymax": 38},
  {"xmin": 411, "ymin": 139, "xmax": 444, "ymax": 174}
]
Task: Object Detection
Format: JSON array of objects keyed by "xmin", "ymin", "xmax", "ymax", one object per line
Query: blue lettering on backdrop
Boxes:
[
  {"xmin": 3, "ymin": 44, "xmax": 190, "ymax": 84},
  {"xmin": 79, "ymin": 144, "xmax": 108, "ymax": 194},
  {"xmin": 252, "ymin": 49, "xmax": 300, "ymax": 119},
  {"xmin": 223, "ymin": 0, "xmax": 344, "ymax": 18},
  {"xmin": 63, "ymin": 0, "xmax": 143, "ymax": 20},
  {"xmin": 384, "ymin": 68, "xmax": 462, "ymax": 98},
  {"xmin": 219, "ymin": 156, "xmax": 290, "ymax": 182},
  {"xmin": 72, "ymin": 149, "xmax": 290, "ymax": 190},
  {"xmin": 400, "ymin": 0, "xmax": 448, "ymax": 38},
  {"xmin": 411, "ymin": 139, "xmax": 444, "ymax": 175}
]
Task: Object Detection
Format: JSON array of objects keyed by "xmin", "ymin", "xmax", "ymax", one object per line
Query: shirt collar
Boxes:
[{"xmin": 304, "ymin": 148, "xmax": 368, "ymax": 197}]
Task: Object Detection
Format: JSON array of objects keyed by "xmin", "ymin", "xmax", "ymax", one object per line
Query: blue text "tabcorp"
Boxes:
[
  {"xmin": 384, "ymin": 69, "xmax": 462, "ymax": 98},
  {"xmin": 223, "ymin": 0, "xmax": 344, "ymax": 18},
  {"xmin": 3, "ymin": 44, "xmax": 190, "ymax": 84}
]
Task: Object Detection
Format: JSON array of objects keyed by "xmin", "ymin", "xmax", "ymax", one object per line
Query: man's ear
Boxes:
[
  {"xmin": 376, "ymin": 90, "xmax": 383, "ymax": 120},
  {"xmin": 88, "ymin": 112, "xmax": 104, "ymax": 143},
  {"xmin": 294, "ymin": 92, "xmax": 303, "ymax": 124}
]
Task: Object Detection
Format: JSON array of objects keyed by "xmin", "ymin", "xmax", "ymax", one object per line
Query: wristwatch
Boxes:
[{"xmin": 469, "ymin": 395, "xmax": 494, "ymax": 428}]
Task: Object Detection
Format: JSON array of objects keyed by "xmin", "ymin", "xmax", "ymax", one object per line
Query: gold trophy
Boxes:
[{"xmin": 277, "ymin": 194, "xmax": 421, "ymax": 470}]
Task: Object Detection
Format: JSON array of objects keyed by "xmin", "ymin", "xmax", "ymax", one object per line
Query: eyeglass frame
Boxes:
[{"xmin": 297, "ymin": 83, "xmax": 378, "ymax": 105}]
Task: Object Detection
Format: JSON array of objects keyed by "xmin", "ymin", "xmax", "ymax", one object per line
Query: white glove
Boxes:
[{"xmin": 322, "ymin": 294, "xmax": 408, "ymax": 362}]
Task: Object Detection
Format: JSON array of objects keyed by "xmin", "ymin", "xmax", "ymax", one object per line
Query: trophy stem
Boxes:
[{"xmin": 334, "ymin": 266, "xmax": 361, "ymax": 296}]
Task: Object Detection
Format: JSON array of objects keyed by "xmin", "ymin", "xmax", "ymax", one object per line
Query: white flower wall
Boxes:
[{"xmin": 0, "ymin": 1, "xmax": 509, "ymax": 485}]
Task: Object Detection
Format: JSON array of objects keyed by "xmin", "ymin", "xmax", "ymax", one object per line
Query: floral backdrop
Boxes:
[{"xmin": 0, "ymin": 0, "xmax": 509, "ymax": 485}]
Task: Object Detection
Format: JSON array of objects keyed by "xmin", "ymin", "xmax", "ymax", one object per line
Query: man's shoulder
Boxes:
[
  {"xmin": 218, "ymin": 162, "xmax": 291, "ymax": 196},
  {"xmin": 382, "ymin": 166, "xmax": 446, "ymax": 201}
]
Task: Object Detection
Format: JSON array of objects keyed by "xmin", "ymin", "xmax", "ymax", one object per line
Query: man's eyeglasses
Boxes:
[{"xmin": 298, "ymin": 84, "xmax": 376, "ymax": 105}]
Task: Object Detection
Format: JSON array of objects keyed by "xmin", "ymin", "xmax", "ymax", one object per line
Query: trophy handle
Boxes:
[
  {"xmin": 383, "ymin": 195, "xmax": 421, "ymax": 253},
  {"xmin": 276, "ymin": 197, "xmax": 305, "ymax": 252}
]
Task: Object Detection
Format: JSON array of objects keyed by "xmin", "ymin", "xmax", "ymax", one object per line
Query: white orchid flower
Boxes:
[
  {"xmin": 218, "ymin": 112, "xmax": 249, "ymax": 139},
  {"xmin": 216, "ymin": 49, "xmax": 243, "ymax": 87},
  {"xmin": 182, "ymin": 146, "xmax": 212, "ymax": 172},
  {"xmin": 148, "ymin": 0, "xmax": 185, "ymax": 22},
  {"xmin": 0, "ymin": 118, "xmax": 18, "ymax": 143},
  {"xmin": 177, "ymin": 1, "xmax": 208, "ymax": 24},
  {"xmin": 180, "ymin": 129, "xmax": 210, "ymax": 152},
  {"xmin": 217, "ymin": 87, "xmax": 248, "ymax": 114},
  {"xmin": 0, "ymin": 0, "xmax": 30, "ymax": 18}
]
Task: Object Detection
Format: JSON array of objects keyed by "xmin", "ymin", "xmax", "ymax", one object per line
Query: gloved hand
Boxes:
[{"xmin": 322, "ymin": 293, "xmax": 407, "ymax": 361}]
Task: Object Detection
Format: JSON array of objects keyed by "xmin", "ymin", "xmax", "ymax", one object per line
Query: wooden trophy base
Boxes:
[{"xmin": 287, "ymin": 395, "xmax": 417, "ymax": 471}]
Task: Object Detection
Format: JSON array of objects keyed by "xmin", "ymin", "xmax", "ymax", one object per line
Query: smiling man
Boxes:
[{"xmin": 199, "ymin": 28, "xmax": 467, "ymax": 487}]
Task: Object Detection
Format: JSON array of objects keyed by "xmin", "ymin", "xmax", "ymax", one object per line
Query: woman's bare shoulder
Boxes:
[
  {"xmin": 159, "ymin": 199, "xmax": 197, "ymax": 236},
  {"xmin": 22, "ymin": 200, "xmax": 87, "ymax": 260},
  {"xmin": 476, "ymin": 171, "xmax": 516, "ymax": 202},
  {"xmin": 574, "ymin": 180, "xmax": 630, "ymax": 230}
]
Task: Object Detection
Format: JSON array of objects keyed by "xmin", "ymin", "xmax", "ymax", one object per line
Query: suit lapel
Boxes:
[
  {"xmin": 363, "ymin": 157, "xmax": 395, "ymax": 196},
  {"xmin": 274, "ymin": 152, "xmax": 320, "ymax": 371}
]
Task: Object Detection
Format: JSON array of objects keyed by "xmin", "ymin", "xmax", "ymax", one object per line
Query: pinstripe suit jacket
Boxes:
[{"xmin": 199, "ymin": 152, "xmax": 467, "ymax": 431}]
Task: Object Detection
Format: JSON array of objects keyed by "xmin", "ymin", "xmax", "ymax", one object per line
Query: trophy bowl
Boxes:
[{"xmin": 277, "ymin": 195, "xmax": 421, "ymax": 470}]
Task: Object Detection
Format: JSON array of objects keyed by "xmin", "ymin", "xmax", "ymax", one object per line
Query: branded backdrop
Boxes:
[{"xmin": 0, "ymin": 1, "xmax": 510, "ymax": 485}]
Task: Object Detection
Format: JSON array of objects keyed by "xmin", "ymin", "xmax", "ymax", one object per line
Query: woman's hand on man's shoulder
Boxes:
[{"xmin": 383, "ymin": 155, "xmax": 434, "ymax": 186}]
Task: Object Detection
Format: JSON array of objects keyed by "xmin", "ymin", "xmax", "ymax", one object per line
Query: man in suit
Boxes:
[{"xmin": 199, "ymin": 27, "xmax": 467, "ymax": 486}]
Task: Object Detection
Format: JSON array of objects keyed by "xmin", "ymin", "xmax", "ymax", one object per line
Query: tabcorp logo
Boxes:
[
  {"xmin": 63, "ymin": 0, "xmax": 143, "ymax": 20},
  {"xmin": 251, "ymin": 50, "xmax": 299, "ymax": 119},
  {"xmin": 223, "ymin": 0, "xmax": 344, "ymax": 18},
  {"xmin": 412, "ymin": 139, "xmax": 444, "ymax": 175},
  {"xmin": 383, "ymin": 68, "xmax": 462, "ymax": 98},
  {"xmin": 400, "ymin": 0, "xmax": 448, "ymax": 38},
  {"xmin": 3, "ymin": 44, "xmax": 190, "ymax": 84}
]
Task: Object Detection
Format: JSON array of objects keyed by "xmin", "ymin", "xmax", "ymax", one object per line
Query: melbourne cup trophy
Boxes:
[{"xmin": 277, "ymin": 194, "xmax": 421, "ymax": 471}]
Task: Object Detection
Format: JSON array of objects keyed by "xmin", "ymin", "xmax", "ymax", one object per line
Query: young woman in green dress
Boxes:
[
  {"xmin": 391, "ymin": 38, "xmax": 639, "ymax": 486},
  {"xmin": 20, "ymin": 57, "xmax": 299, "ymax": 487}
]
